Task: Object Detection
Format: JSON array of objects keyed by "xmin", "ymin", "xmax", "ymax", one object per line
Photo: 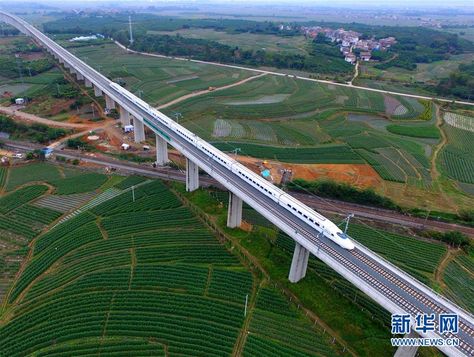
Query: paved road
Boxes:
[
  {"xmin": 3, "ymin": 12, "xmax": 472, "ymax": 356},
  {"xmin": 115, "ymin": 41, "xmax": 474, "ymax": 107}
]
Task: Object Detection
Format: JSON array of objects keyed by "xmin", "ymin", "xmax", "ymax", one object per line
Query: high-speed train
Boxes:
[{"xmin": 110, "ymin": 82, "xmax": 355, "ymax": 250}]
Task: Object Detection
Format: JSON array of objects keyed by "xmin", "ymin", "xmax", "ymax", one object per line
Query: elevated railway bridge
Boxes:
[{"xmin": 1, "ymin": 11, "xmax": 473, "ymax": 356}]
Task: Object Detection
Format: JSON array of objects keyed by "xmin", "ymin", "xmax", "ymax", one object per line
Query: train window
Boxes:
[
  {"xmin": 298, "ymin": 211, "xmax": 302, "ymax": 214},
  {"xmin": 287, "ymin": 204, "xmax": 291, "ymax": 207},
  {"xmin": 292, "ymin": 207, "xmax": 296, "ymax": 211},
  {"xmin": 304, "ymin": 214, "xmax": 308, "ymax": 218},
  {"xmin": 309, "ymin": 218, "xmax": 314, "ymax": 222}
]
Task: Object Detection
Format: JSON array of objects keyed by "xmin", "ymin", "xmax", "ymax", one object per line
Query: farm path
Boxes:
[
  {"xmin": 231, "ymin": 279, "xmax": 261, "ymax": 356},
  {"xmin": 115, "ymin": 41, "xmax": 474, "ymax": 107},
  {"xmin": 0, "ymin": 106, "xmax": 91, "ymax": 129},
  {"xmin": 431, "ymin": 104, "xmax": 447, "ymax": 182},
  {"xmin": 348, "ymin": 61, "xmax": 359, "ymax": 86},
  {"xmin": 172, "ymin": 187, "xmax": 357, "ymax": 357},
  {"xmin": 430, "ymin": 105, "xmax": 458, "ymax": 211},
  {"xmin": 435, "ymin": 248, "xmax": 459, "ymax": 290},
  {"xmin": 156, "ymin": 73, "xmax": 267, "ymax": 110}
]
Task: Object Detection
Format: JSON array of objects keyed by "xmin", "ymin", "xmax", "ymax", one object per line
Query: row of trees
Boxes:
[{"xmin": 130, "ymin": 34, "xmax": 352, "ymax": 75}]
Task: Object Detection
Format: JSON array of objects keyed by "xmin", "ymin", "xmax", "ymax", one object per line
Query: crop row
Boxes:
[
  {"xmin": 0, "ymin": 215, "xmax": 37, "ymax": 239},
  {"xmin": 9, "ymin": 221, "xmax": 102, "ymax": 302},
  {"xmin": 101, "ymin": 208, "xmax": 198, "ymax": 236},
  {"xmin": 136, "ymin": 245, "xmax": 240, "ymax": 266},
  {"xmin": 63, "ymin": 229, "xmax": 217, "ymax": 264},
  {"xmin": 348, "ymin": 224, "xmax": 446, "ymax": 274},
  {"xmin": 50, "ymin": 173, "xmax": 108, "ymax": 195},
  {"xmin": 0, "ymin": 167, "xmax": 6, "ymax": 190},
  {"xmin": 38, "ymin": 339, "xmax": 165, "ymax": 357},
  {"xmin": 10, "ymin": 204, "xmax": 62, "ymax": 226},
  {"xmin": 34, "ymin": 211, "xmax": 96, "ymax": 254},
  {"xmin": 444, "ymin": 259, "xmax": 474, "ymax": 313},
  {"xmin": 5, "ymin": 163, "xmax": 61, "ymax": 191},
  {"xmin": 440, "ymin": 148, "xmax": 474, "ymax": 184},
  {"xmin": 243, "ymin": 334, "xmax": 317, "ymax": 357},
  {"xmin": 131, "ymin": 264, "xmax": 208, "ymax": 295},
  {"xmin": 113, "ymin": 175, "xmax": 148, "ymax": 190},
  {"xmin": 33, "ymin": 192, "xmax": 96, "ymax": 213},
  {"xmin": 250, "ymin": 312, "xmax": 333, "ymax": 355},
  {"xmin": 0, "ymin": 185, "xmax": 48, "ymax": 214},
  {"xmin": 102, "ymin": 191, "xmax": 181, "ymax": 216},
  {"xmin": 25, "ymin": 251, "xmax": 132, "ymax": 302},
  {"xmin": 208, "ymin": 269, "xmax": 253, "ymax": 303},
  {"xmin": 213, "ymin": 142, "xmax": 364, "ymax": 164},
  {"xmin": 255, "ymin": 287, "xmax": 296, "ymax": 317},
  {"xmin": 90, "ymin": 181, "xmax": 169, "ymax": 216}
]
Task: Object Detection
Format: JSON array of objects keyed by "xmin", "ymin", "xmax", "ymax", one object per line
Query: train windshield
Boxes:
[{"xmin": 336, "ymin": 232, "xmax": 350, "ymax": 240}]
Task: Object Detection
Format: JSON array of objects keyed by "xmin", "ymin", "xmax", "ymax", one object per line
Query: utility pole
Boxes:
[
  {"xmin": 128, "ymin": 15, "xmax": 134, "ymax": 46},
  {"xmin": 15, "ymin": 56, "xmax": 24, "ymax": 84},
  {"xmin": 344, "ymin": 213, "xmax": 354, "ymax": 234},
  {"xmin": 244, "ymin": 294, "xmax": 248, "ymax": 317}
]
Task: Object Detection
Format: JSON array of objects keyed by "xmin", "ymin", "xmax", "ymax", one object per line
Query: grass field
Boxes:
[{"xmin": 0, "ymin": 166, "xmax": 339, "ymax": 356}]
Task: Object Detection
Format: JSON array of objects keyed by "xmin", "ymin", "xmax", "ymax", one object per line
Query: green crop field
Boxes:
[
  {"xmin": 68, "ymin": 43, "xmax": 256, "ymax": 106},
  {"xmin": 346, "ymin": 224, "xmax": 446, "ymax": 284},
  {"xmin": 443, "ymin": 256, "xmax": 474, "ymax": 313},
  {"xmin": 50, "ymin": 172, "xmax": 108, "ymax": 194},
  {"xmin": 213, "ymin": 142, "xmax": 364, "ymax": 164},
  {"xmin": 5, "ymin": 163, "xmax": 62, "ymax": 191},
  {"xmin": 46, "ymin": 42, "xmax": 471, "ymax": 202},
  {"xmin": 439, "ymin": 121, "xmax": 474, "ymax": 184},
  {"xmin": 0, "ymin": 168, "xmax": 338, "ymax": 356}
]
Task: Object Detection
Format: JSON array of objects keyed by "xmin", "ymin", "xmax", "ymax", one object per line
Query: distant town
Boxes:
[{"xmin": 283, "ymin": 24, "xmax": 397, "ymax": 64}]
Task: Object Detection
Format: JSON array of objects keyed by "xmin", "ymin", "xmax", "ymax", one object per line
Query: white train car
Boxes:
[{"xmin": 109, "ymin": 82, "xmax": 355, "ymax": 250}]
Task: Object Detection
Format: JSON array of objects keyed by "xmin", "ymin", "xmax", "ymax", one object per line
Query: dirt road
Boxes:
[
  {"xmin": 156, "ymin": 73, "xmax": 267, "ymax": 110},
  {"xmin": 0, "ymin": 106, "xmax": 91, "ymax": 129},
  {"xmin": 115, "ymin": 41, "xmax": 474, "ymax": 107}
]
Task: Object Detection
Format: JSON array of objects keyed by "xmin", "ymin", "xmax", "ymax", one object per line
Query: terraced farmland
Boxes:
[
  {"xmin": 213, "ymin": 142, "xmax": 363, "ymax": 164},
  {"xmin": 0, "ymin": 169, "xmax": 338, "ymax": 356},
  {"xmin": 439, "ymin": 122, "xmax": 474, "ymax": 184},
  {"xmin": 346, "ymin": 224, "xmax": 446, "ymax": 284},
  {"xmin": 49, "ymin": 172, "xmax": 108, "ymax": 194},
  {"xmin": 69, "ymin": 43, "xmax": 256, "ymax": 106},
  {"xmin": 5, "ymin": 163, "xmax": 61, "ymax": 191},
  {"xmin": 443, "ymin": 256, "xmax": 474, "ymax": 313}
]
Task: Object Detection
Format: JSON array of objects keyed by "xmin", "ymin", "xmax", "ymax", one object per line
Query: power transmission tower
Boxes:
[{"xmin": 128, "ymin": 15, "xmax": 134, "ymax": 46}]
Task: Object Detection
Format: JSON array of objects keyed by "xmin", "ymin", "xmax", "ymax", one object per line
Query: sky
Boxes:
[{"xmin": 10, "ymin": 0, "xmax": 474, "ymax": 6}]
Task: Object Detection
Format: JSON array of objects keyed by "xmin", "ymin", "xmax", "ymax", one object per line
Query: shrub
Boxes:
[{"xmin": 287, "ymin": 178, "xmax": 399, "ymax": 210}]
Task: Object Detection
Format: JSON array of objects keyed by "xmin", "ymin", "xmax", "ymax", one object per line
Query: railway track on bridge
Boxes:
[{"xmin": 1, "ymin": 11, "xmax": 473, "ymax": 356}]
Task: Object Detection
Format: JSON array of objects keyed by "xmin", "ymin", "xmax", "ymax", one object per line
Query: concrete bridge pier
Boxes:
[
  {"xmin": 133, "ymin": 119, "xmax": 145, "ymax": 143},
  {"xmin": 227, "ymin": 192, "xmax": 243, "ymax": 228},
  {"xmin": 394, "ymin": 331, "xmax": 419, "ymax": 357},
  {"xmin": 84, "ymin": 78, "xmax": 92, "ymax": 88},
  {"xmin": 119, "ymin": 106, "xmax": 131, "ymax": 126},
  {"xmin": 93, "ymin": 86, "xmax": 103, "ymax": 97},
  {"xmin": 105, "ymin": 94, "xmax": 116, "ymax": 111},
  {"xmin": 288, "ymin": 242, "xmax": 310, "ymax": 283},
  {"xmin": 76, "ymin": 72, "xmax": 84, "ymax": 81},
  {"xmin": 155, "ymin": 134, "xmax": 169, "ymax": 166},
  {"xmin": 186, "ymin": 158, "xmax": 199, "ymax": 192}
]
